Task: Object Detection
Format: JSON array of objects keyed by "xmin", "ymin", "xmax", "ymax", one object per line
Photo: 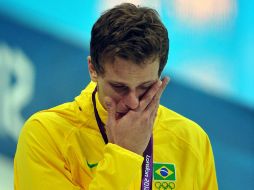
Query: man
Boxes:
[{"xmin": 14, "ymin": 3, "xmax": 218, "ymax": 190}]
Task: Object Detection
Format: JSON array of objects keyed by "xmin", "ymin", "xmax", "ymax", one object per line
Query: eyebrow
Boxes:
[{"xmin": 108, "ymin": 80, "xmax": 156, "ymax": 86}]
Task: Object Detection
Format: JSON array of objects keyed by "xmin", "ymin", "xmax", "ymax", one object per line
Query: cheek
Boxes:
[
  {"xmin": 100, "ymin": 84, "xmax": 122, "ymax": 103},
  {"xmin": 137, "ymin": 88, "xmax": 148, "ymax": 100},
  {"xmin": 110, "ymin": 92, "xmax": 123, "ymax": 104}
]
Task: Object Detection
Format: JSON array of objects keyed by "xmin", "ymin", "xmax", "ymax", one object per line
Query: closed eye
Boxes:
[
  {"xmin": 110, "ymin": 84, "xmax": 129, "ymax": 92},
  {"xmin": 109, "ymin": 81, "xmax": 155, "ymax": 94},
  {"xmin": 113, "ymin": 85, "xmax": 124, "ymax": 88},
  {"xmin": 139, "ymin": 85, "xmax": 152, "ymax": 90}
]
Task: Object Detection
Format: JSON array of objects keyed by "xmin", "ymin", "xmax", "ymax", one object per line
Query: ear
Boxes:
[{"xmin": 87, "ymin": 56, "xmax": 98, "ymax": 82}]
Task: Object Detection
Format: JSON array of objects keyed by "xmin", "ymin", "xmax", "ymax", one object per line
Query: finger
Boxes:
[
  {"xmin": 104, "ymin": 97, "xmax": 116, "ymax": 126},
  {"xmin": 138, "ymin": 80, "xmax": 162, "ymax": 111},
  {"xmin": 150, "ymin": 101, "xmax": 159, "ymax": 120},
  {"xmin": 156, "ymin": 76, "xmax": 170, "ymax": 99},
  {"xmin": 145, "ymin": 96, "xmax": 159, "ymax": 124},
  {"xmin": 145, "ymin": 77, "xmax": 169, "ymax": 114},
  {"xmin": 149, "ymin": 108, "xmax": 159, "ymax": 131}
]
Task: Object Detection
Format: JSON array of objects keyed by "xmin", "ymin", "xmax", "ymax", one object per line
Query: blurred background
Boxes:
[{"xmin": 0, "ymin": 0, "xmax": 253, "ymax": 189}]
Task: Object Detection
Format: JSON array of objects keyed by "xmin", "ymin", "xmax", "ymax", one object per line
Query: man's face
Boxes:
[{"xmin": 89, "ymin": 56, "xmax": 160, "ymax": 116}]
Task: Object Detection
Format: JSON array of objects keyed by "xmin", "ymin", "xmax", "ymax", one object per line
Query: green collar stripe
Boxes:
[{"xmin": 86, "ymin": 161, "xmax": 98, "ymax": 169}]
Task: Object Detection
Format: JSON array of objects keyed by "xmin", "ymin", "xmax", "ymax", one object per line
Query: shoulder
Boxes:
[
  {"xmin": 156, "ymin": 105, "xmax": 210, "ymax": 156},
  {"xmin": 157, "ymin": 105, "xmax": 206, "ymax": 135},
  {"xmin": 19, "ymin": 81, "xmax": 97, "ymax": 144},
  {"xmin": 20, "ymin": 102, "xmax": 79, "ymax": 146}
]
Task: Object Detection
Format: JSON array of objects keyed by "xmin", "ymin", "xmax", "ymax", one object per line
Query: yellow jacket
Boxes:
[{"xmin": 14, "ymin": 82, "xmax": 218, "ymax": 190}]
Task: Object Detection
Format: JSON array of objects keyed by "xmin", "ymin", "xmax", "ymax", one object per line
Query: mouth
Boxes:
[{"xmin": 116, "ymin": 112, "xmax": 127, "ymax": 119}]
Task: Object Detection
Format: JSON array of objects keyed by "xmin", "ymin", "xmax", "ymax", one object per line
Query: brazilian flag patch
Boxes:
[{"xmin": 153, "ymin": 162, "xmax": 176, "ymax": 181}]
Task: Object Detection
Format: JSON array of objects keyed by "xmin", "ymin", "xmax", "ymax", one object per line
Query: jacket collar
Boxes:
[
  {"xmin": 95, "ymin": 90, "xmax": 108, "ymax": 125},
  {"xmin": 75, "ymin": 81, "xmax": 108, "ymax": 127}
]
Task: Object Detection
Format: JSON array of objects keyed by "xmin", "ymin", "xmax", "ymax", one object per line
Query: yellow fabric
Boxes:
[{"xmin": 14, "ymin": 81, "xmax": 218, "ymax": 190}]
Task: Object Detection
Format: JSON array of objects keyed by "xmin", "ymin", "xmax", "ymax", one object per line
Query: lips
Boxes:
[
  {"xmin": 117, "ymin": 112, "xmax": 127, "ymax": 115},
  {"xmin": 116, "ymin": 108, "xmax": 128, "ymax": 114},
  {"xmin": 115, "ymin": 112, "xmax": 127, "ymax": 119},
  {"xmin": 117, "ymin": 111, "xmax": 127, "ymax": 114},
  {"xmin": 115, "ymin": 106, "xmax": 129, "ymax": 118}
]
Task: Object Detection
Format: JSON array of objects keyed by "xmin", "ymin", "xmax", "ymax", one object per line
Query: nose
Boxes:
[{"xmin": 123, "ymin": 91, "xmax": 139, "ymax": 110}]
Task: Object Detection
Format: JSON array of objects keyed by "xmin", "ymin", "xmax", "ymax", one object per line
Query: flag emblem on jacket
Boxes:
[{"xmin": 153, "ymin": 163, "xmax": 176, "ymax": 181}]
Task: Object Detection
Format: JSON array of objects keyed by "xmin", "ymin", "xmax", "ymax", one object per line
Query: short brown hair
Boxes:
[{"xmin": 90, "ymin": 3, "xmax": 169, "ymax": 76}]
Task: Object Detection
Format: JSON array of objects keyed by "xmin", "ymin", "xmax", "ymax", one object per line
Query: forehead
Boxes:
[{"xmin": 102, "ymin": 57, "xmax": 159, "ymax": 83}]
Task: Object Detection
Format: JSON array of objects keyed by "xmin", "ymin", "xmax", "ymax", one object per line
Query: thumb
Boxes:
[{"xmin": 104, "ymin": 97, "xmax": 116, "ymax": 125}]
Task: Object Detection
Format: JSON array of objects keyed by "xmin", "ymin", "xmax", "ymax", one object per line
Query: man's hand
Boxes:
[{"xmin": 104, "ymin": 77, "xmax": 169, "ymax": 155}]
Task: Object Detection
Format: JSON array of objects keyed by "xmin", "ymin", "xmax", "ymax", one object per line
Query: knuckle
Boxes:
[{"xmin": 143, "ymin": 112, "xmax": 150, "ymax": 122}]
